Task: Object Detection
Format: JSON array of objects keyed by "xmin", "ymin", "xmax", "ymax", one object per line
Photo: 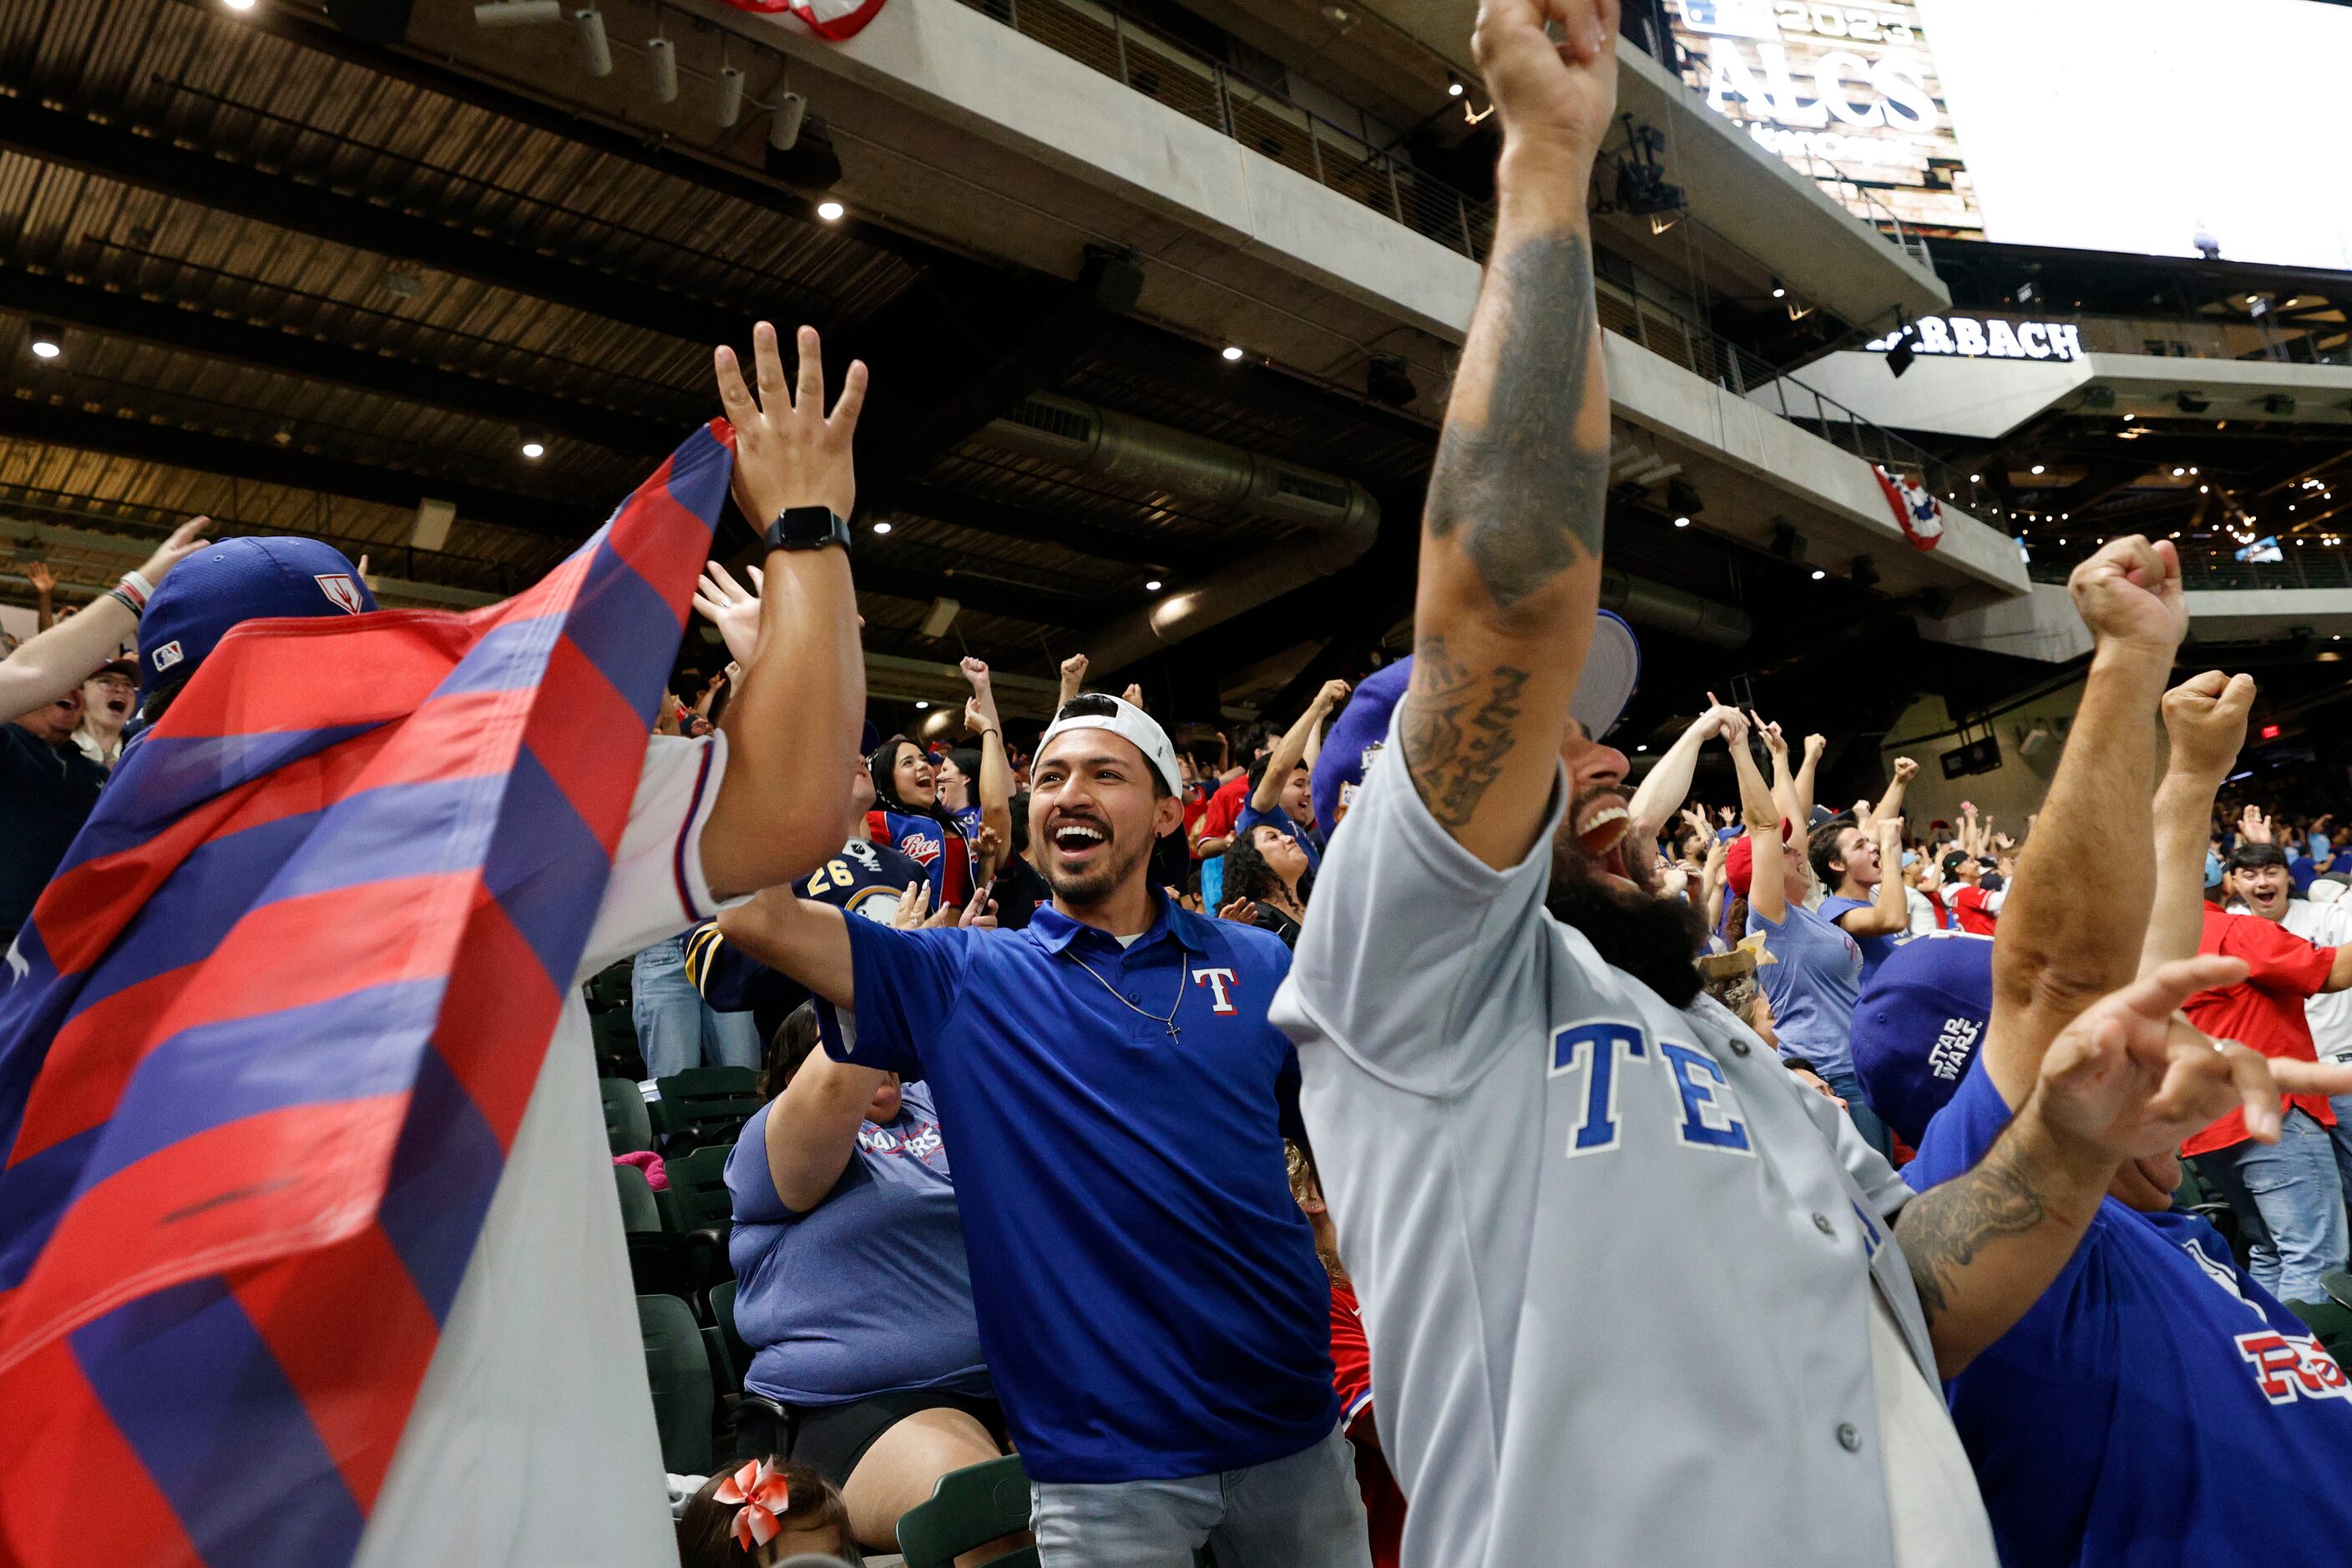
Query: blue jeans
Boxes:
[
  {"xmin": 631, "ymin": 934, "xmax": 761, "ymax": 1079},
  {"xmin": 2203, "ymin": 1108, "xmax": 2351, "ymax": 1303},
  {"xmin": 2327, "ymin": 1094, "xmax": 2352, "ymax": 1211},
  {"xmin": 1030, "ymin": 1425, "xmax": 1369, "ymax": 1568},
  {"xmin": 1823, "ymin": 1069, "xmax": 1894, "ymax": 1160}
]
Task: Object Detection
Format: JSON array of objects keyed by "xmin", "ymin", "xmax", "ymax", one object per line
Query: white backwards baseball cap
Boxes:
[{"xmin": 1037, "ymin": 692, "xmax": 1185, "ymax": 798}]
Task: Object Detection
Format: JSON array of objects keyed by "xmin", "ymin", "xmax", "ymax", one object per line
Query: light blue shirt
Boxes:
[{"xmin": 1753, "ymin": 900, "xmax": 1865, "ymax": 1079}]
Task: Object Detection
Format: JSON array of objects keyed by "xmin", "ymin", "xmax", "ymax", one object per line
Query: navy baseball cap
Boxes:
[
  {"xmin": 1849, "ymin": 933, "xmax": 1995, "ymax": 1146},
  {"xmin": 1308, "ymin": 611, "xmax": 1642, "ymax": 834},
  {"xmin": 138, "ymin": 537, "xmax": 376, "ymax": 695}
]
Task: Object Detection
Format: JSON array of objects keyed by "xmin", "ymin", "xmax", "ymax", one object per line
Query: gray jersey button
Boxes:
[
  {"xmin": 1728, "ymin": 1035, "xmax": 1751, "ymax": 1055},
  {"xmin": 1838, "ymin": 1422, "xmax": 1861, "ymax": 1452},
  {"xmin": 1813, "ymin": 1212, "xmax": 1835, "ymax": 1237}
]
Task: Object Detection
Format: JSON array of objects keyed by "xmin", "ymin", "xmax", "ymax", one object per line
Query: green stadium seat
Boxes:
[
  {"xmin": 613, "ymin": 1162, "xmax": 663, "ymax": 1233},
  {"xmin": 710, "ymin": 1278, "xmax": 756, "ymax": 1392},
  {"xmin": 666, "ymin": 1144, "xmax": 736, "ymax": 1232},
  {"xmin": 584, "ymin": 962, "xmax": 634, "ymax": 1012},
  {"xmin": 638, "ymin": 1293, "xmax": 716, "ymax": 1474},
  {"xmin": 2285, "ymin": 1292, "xmax": 2352, "ymax": 1368},
  {"xmin": 650, "ymin": 1066, "xmax": 762, "ymax": 1151},
  {"xmin": 590, "ymin": 1009, "xmax": 643, "ymax": 1080},
  {"xmin": 896, "ymin": 1455, "xmax": 1037, "ymax": 1568},
  {"xmin": 602, "ymin": 1077, "xmax": 654, "ymax": 1156}
]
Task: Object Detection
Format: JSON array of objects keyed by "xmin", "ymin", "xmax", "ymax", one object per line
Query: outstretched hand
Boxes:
[
  {"xmin": 692, "ymin": 561, "xmax": 766, "ymax": 667},
  {"xmin": 2030, "ymin": 953, "xmax": 2277, "ymax": 1166},
  {"xmin": 2240, "ymin": 804, "xmax": 2274, "ymax": 846},
  {"xmin": 716, "ymin": 321, "xmax": 866, "ymax": 525}
]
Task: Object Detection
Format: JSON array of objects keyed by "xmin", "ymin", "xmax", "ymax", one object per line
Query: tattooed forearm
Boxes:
[
  {"xmin": 1897, "ymin": 1130, "xmax": 2050, "ymax": 1327},
  {"xmin": 1401, "ymin": 634, "xmax": 1528, "ymax": 827},
  {"xmin": 1426, "ymin": 230, "xmax": 1611, "ymax": 615}
]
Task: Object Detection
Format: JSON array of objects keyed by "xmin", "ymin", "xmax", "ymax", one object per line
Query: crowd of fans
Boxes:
[{"xmin": 10, "ymin": 2, "xmax": 2352, "ymax": 1564}]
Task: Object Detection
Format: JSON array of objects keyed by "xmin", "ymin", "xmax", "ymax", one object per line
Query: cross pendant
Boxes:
[{"xmin": 1166, "ymin": 1022, "xmax": 1181, "ymax": 1042}]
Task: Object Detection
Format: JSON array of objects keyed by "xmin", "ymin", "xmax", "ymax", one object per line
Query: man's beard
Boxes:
[
  {"xmin": 1546, "ymin": 811, "xmax": 1704, "ymax": 1009},
  {"xmin": 1039, "ymin": 827, "xmax": 1151, "ymax": 909}
]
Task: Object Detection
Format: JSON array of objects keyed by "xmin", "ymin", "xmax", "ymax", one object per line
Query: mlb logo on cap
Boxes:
[{"xmin": 138, "ymin": 536, "xmax": 378, "ymax": 694}]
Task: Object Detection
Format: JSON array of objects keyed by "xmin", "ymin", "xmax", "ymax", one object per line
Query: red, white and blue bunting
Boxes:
[
  {"xmin": 1874, "ymin": 464, "xmax": 1945, "ymax": 552},
  {"xmin": 716, "ymin": 0, "xmax": 888, "ymax": 41}
]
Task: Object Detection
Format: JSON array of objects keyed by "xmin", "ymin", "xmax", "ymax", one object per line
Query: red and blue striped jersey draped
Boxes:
[{"xmin": 0, "ymin": 421, "xmax": 736, "ymax": 1568}]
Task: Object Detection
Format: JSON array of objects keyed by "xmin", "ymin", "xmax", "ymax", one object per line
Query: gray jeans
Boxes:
[{"xmin": 1031, "ymin": 1426, "xmax": 1372, "ymax": 1568}]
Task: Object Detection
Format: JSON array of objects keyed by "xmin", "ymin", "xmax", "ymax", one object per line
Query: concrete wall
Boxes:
[{"xmin": 1879, "ymin": 680, "xmax": 2091, "ymax": 834}]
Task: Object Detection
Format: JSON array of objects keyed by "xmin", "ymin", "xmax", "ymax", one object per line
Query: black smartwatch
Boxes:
[{"xmin": 762, "ymin": 505, "xmax": 852, "ymax": 554}]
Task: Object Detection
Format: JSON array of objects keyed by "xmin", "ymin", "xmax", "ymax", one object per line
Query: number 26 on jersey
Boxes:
[{"xmin": 1550, "ymin": 1021, "xmax": 1753, "ymax": 1158}]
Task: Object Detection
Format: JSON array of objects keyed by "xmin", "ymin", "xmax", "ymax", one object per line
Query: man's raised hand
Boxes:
[
  {"xmin": 2240, "ymin": 804, "xmax": 2274, "ymax": 845},
  {"xmin": 2161, "ymin": 671, "xmax": 2255, "ymax": 787},
  {"xmin": 715, "ymin": 322, "xmax": 866, "ymax": 527},
  {"xmin": 1471, "ymin": 0, "xmax": 1619, "ymax": 160},
  {"xmin": 2067, "ymin": 534, "xmax": 2188, "ymax": 657},
  {"xmin": 2031, "ymin": 953, "xmax": 2279, "ymax": 1166}
]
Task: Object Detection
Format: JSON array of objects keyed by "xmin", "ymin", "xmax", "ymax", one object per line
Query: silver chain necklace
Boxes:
[{"xmin": 1063, "ymin": 948, "xmax": 1186, "ymax": 1041}]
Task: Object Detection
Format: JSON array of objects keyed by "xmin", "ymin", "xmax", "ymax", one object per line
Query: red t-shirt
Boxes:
[
  {"xmin": 1200, "ymin": 773, "xmax": 1250, "ymax": 842},
  {"xmin": 1952, "ymin": 884, "xmax": 2002, "ymax": 937},
  {"xmin": 1328, "ymin": 1280, "xmax": 1404, "ymax": 1568},
  {"xmin": 2183, "ymin": 907, "xmax": 2339, "ymax": 1156}
]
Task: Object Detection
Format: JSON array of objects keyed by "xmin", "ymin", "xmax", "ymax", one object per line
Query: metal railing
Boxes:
[
  {"xmin": 962, "ymin": 0, "xmax": 1985, "ymax": 513},
  {"xmin": 961, "ymin": 0, "xmax": 1495, "ymax": 260},
  {"xmin": 1593, "ymin": 278, "xmax": 1989, "ymax": 512},
  {"xmin": 2028, "ymin": 546, "xmax": 2352, "ymax": 593}
]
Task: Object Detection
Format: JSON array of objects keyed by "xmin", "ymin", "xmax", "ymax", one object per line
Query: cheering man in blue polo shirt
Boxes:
[{"xmin": 715, "ymin": 690, "xmax": 1368, "ymax": 1566}]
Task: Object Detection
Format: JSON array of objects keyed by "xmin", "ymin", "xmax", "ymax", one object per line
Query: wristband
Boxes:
[
  {"xmin": 106, "ymin": 586, "xmax": 144, "ymax": 620},
  {"xmin": 118, "ymin": 570, "xmax": 154, "ymax": 609}
]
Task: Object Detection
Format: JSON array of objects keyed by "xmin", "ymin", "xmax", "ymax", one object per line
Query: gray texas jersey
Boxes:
[{"xmin": 1272, "ymin": 709, "xmax": 1941, "ymax": 1568}]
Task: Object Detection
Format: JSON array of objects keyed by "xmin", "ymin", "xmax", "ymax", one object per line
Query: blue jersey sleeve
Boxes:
[
  {"xmin": 836, "ymin": 918, "xmax": 978, "ymax": 1078},
  {"xmin": 686, "ymin": 919, "xmax": 808, "ymax": 1019}
]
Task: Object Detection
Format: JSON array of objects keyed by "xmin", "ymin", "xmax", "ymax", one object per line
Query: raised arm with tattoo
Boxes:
[
  {"xmin": 1399, "ymin": 0, "xmax": 1616, "ymax": 868},
  {"xmin": 1889, "ymin": 537, "xmax": 2289, "ymax": 1375}
]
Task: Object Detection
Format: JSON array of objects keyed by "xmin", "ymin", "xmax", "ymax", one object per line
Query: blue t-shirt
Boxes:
[
  {"xmin": 831, "ymin": 897, "xmax": 1337, "ymax": 1482},
  {"xmin": 1817, "ymin": 894, "xmax": 1898, "ymax": 986},
  {"xmin": 2290, "ymin": 854, "xmax": 2319, "ymax": 895},
  {"xmin": 949, "ymin": 803, "xmax": 983, "ymax": 843},
  {"xmin": 1908, "ymin": 1059, "xmax": 2352, "ymax": 1566},
  {"xmin": 724, "ymin": 1084, "xmax": 989, "ymax": 1406},
  {"xmin": 1752, "ymin": 900, "xmax": 1864, "ymax": 1079},
  {"xmin": 1234, "ymin": 801, "xmax": 1323, "ymax": 873}
]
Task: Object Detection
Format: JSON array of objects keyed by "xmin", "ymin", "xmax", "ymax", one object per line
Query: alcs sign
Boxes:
[{"xmin": 1864, "ymin": 316, "xmax": 2085, "ymax": 362}]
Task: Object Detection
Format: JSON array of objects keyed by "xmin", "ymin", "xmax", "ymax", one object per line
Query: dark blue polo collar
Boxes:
[{"xmin": 1023, "ymin": 892, "xmax": 1213, "ymax": 957}]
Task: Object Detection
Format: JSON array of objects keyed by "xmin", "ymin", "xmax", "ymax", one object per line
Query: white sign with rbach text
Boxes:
[{"xmin": 1865, "ymin": 316, "xmax": 2083, "ymax": 362}]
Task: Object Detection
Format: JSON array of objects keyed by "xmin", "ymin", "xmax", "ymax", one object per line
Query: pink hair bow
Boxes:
[{"xmin": 713, "ymin": 1458, "xmax": 792, "ymax": 1550}]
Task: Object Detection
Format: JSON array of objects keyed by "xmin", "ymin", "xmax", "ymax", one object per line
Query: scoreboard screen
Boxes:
[{"xmin": 1666, "ymin": 0, "xmax": 2352, "ymax": 272}]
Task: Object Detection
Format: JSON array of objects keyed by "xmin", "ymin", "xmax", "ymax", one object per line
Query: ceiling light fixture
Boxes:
[
  {"xmin": 1446, "ymin": 73, "xmax": 1464, "ymax": 98},
  {"xmin": 1672, "ymin": 515, "xmax": 1691, "ymax": 528},
  {"xmin": 1145, "ymin": 579, "xmax": 1164, "ymax": 591},
  {"xmin": 27, "ymin": 321, "xmax": 63, "ymax": 361},
  {"xmin": 872, "ymin": 521, "xmax": 892, "ymax": 535},
  {"xmin": 769, "ymin": 92, "xmax": 807, "ymax": 152},
  {"xmin": 1221, "ymin": 345, "xmax": 1245, "ymax": 362},
  {"xmin": 1810, "ymin": 569, "xmax": 1827, "ymax": 580},
  {"xmin": 913, "ymin": 700, "xmax": 928, "ymax": 711},
  {"xmin": 816, "ymin": 199, "xmax": 845, "ymax": 221},
  {"xmin": 573, "ymin": 6, "xmax": 611, "ymax": 75},
  {"xmin": 520, "ymin": 437, "xmax": 546, "ymax": 459},
  {"xmin": 645, "ymin": 34, "xmax": 679, "ymax": 104}
]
